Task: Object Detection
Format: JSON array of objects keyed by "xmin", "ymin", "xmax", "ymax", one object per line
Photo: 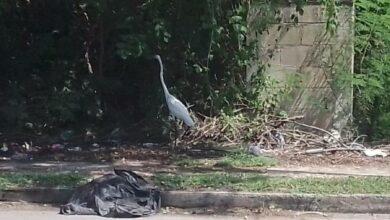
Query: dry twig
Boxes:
[{"xmin": 180, "ymin": 114, "xmax": 371, "ymax": 157}]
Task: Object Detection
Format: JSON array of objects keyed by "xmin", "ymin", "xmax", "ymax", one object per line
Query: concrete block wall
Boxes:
[{"xmin": 248, "ymin": 1, "xmax": 354, "ymax": 130}]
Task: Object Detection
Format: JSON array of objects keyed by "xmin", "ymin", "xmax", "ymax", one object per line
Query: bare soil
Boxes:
[
  {"xmin": 1, "ymin": 140, "xmax": 389, "ymax": 173},
  {"xmin": 273, "ymin": 149, "xmax": 390, "ymax": 168}
]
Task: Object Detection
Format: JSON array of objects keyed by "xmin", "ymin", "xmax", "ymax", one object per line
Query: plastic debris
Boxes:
[{"xmin": 363, "ymin": 149, "xmax": 388, "ymax": 157}]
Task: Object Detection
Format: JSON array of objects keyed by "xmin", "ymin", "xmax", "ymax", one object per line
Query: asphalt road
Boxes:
[
  {"xmin": 0, "ymin": 211, "xmax": 238, "ymax": 220},
  {"xmin": 1, "ymin": 211, "xmax": 390, "ymax": 220},
  {"xmin": 0, "ymin": 202, "xmax": 389, "ymax": 220}
]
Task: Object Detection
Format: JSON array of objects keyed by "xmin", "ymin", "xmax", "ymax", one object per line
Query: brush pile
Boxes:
[{"xmin": 180, "ymin": 114, "xmax": 389, "ymax": 157}]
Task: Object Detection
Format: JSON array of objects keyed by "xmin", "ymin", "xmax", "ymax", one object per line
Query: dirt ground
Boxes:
[
  {"xmin": 0, "ymin": 141, "xmax": 389, "ymax": 170},
  {"xmin": 273, "ymin": 149, "xmax": 390, "ymax": 168}
]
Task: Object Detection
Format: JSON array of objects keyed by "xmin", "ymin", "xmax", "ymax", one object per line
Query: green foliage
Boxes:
[
  {"xmin": 245, "ymin": 75, "xmax": 289, "ymax": 114},
  {"xmin": 353, "ymin": 0, "xmax": 390, "ymax": 140},
  {"xmin": 321, "ymin": 0, "xmax": 338, "ymax": 35},
  {"xmin": 0, "ymin": 0, "xmax": 342, "ymax": 141},
  {"xmin": 173, "ymin": 151, "xmax": 277, "ymax": 168}
]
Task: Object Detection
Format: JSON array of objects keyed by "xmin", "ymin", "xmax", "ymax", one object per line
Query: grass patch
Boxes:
[
  {"xmin": 0, "ymin": 173, "xmax": 88, "ymax": 190},
  {"xmin": 173, "ymin": 158, "xmax": 205, "ymax": 167},
  {"xmin": 173, "ymin": 151, "xmax": 277, "ymax": 169},
  {"xmin": 155, "ymin": 173, "xmax": 390, "ymax": 194},
  {"xmin": 216, "ymin": 152, "xmax": 277, "ymax": 168}
]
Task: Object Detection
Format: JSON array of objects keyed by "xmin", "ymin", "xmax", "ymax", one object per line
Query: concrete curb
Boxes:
[
  {"xmin": 267, "ymin": 167, "xmax": 390, "ymax": 178},
  {"xmin": 162, "ymin": 191, "xmax": 390, "ymax": 214},
  {"xmin": 0, "ymin": 188, "xmax": 72, "ymax": 204},
  {"xmin": 1, "ymin": 188, "xmax": 390, "ymax": 213}
]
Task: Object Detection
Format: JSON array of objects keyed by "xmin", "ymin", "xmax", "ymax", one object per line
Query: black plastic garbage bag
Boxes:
[{"xmin": 60, "ymin": 169, "xmax": 161, "ymax": 217}]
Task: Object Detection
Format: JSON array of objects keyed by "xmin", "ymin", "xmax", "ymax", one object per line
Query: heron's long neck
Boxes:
[{"xmin": 157, "ymin": 58, "xmax": 170, "ymax": 97}]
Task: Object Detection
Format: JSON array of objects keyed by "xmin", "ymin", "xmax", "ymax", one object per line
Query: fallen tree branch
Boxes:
[
  {"xmin": 292, "ymin": 121, "xmax": 349, "ymax": 148},
  {"xmin": 180, "ymin": 113, "xmax": 372, "ymax": 159},
  {"xmin": 303, "ymin": 147, "xmax": 365, "ymax": 155}
]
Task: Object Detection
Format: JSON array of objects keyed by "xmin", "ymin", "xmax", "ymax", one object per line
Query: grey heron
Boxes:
[{"xmin": 154, "ymin": 55, "xmax": 195, "ymax": 146}]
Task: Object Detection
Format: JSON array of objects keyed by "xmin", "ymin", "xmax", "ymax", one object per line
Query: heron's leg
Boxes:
[
  {"xmin": 168, "ymin": 115, "xmax": 176, "ymax": 149},
  {"xmin": 174, "ymin": 121, "xmax": 177, "ymax": 149}
]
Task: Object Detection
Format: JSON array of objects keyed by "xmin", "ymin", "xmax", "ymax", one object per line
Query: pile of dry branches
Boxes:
[{"xmin": 179, "ymin": 114, "xmax": 388, "ymax": 156}]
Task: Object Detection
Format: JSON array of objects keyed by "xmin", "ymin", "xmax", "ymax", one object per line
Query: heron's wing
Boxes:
[{"xmin": 167, "ymin": 95, "xmax": 195, "ymax": 127}]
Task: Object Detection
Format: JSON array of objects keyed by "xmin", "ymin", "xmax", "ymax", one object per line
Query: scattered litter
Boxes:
[
  {"xmin": 67, "ymin": 147, "xmax": 82, "ymax": 152},
  {"xmin": 162, "ymin": 207, "xmax": 170, "ymax": 214},
  {"xmin": 1, "ymin": 145, "xmax": 8, "ymax": 152},
  {"xmin": 85, "ymin": 130, "xmax": 95, "ymax": 141},
  {"xmin": 248, "ymin": 144, "xmax": 265, "ymax": 156},
  {"xmin": 51, "ymin": 144, "xmax": 64, "ymax": 151},
  {"xmin": 22, "ymin": 142, "xmax": 31, "ymax": 151},
  {"xmin": 363, "ymin": 149, "xmax": 388, "ymax": 157}
]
